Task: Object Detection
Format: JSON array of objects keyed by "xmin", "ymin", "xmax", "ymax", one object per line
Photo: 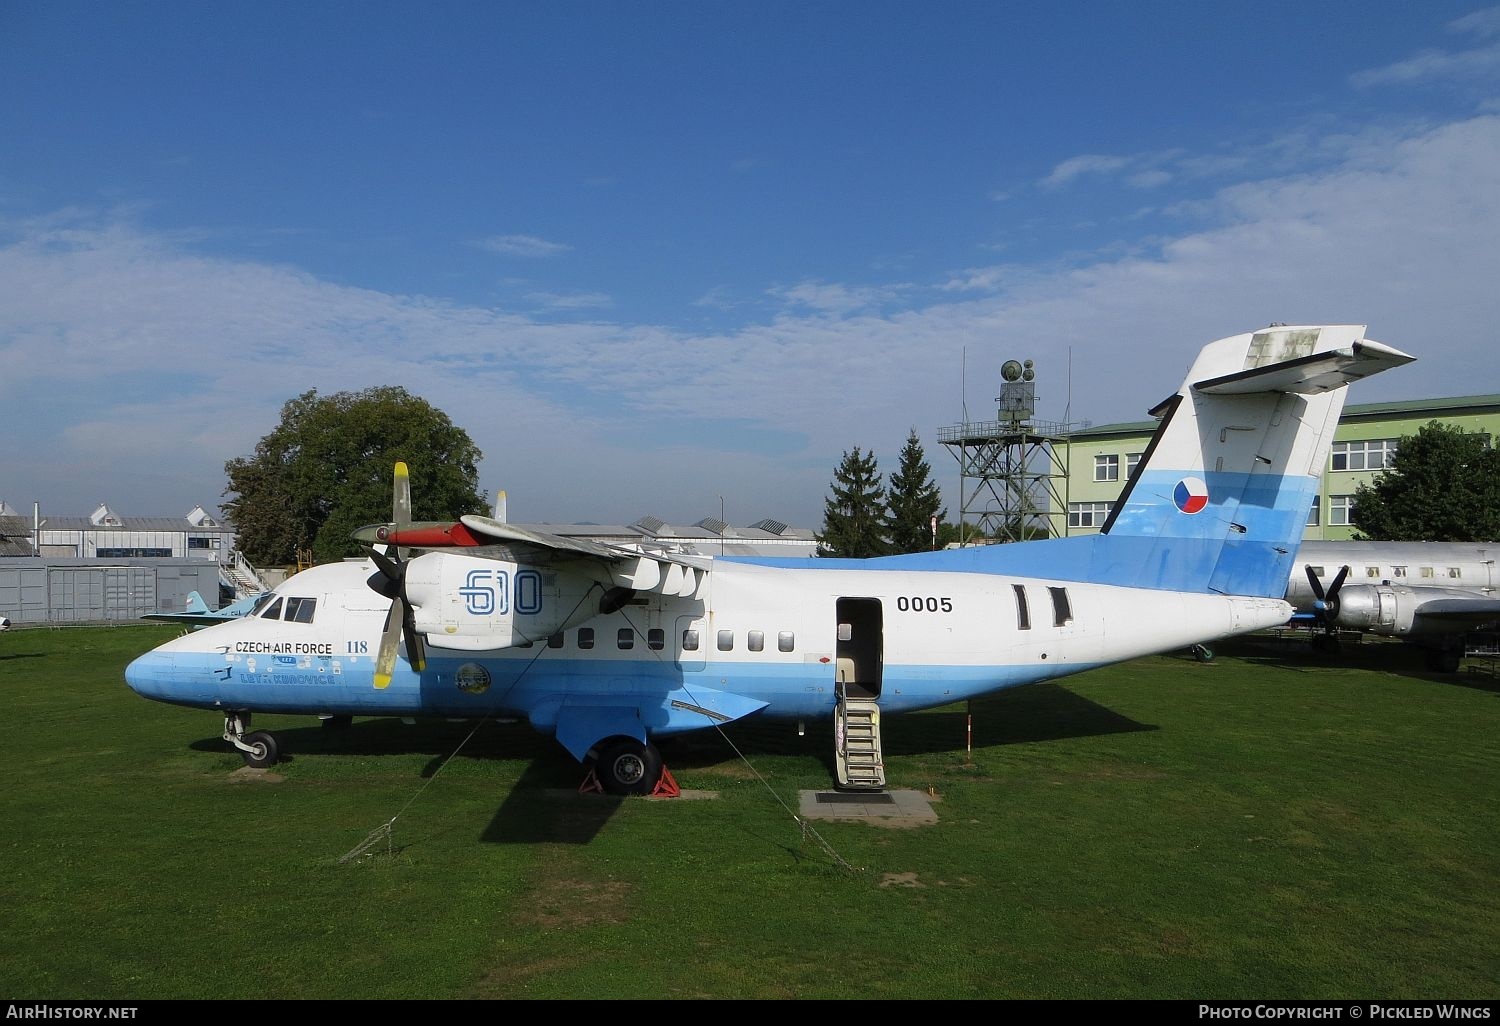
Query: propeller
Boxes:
[
  {"xmin": 1306, "ymin": 563, "xmax": 1350, "ymax": 633},
  {"xmin": 364, "ymin": 462, "xmax": 426, "ymax": 689}
]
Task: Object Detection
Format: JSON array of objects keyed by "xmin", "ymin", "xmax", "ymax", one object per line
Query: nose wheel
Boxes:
[{"xmin": 224, "ymin": 712, "xmax": 280, "ymax": 768}]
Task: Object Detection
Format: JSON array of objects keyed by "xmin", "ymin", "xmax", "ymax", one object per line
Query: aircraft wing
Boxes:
[
  {"xmin": 142, "ymin": 589, "xmax": 271, "ymax": 626},
  {"xmin": 354, "ymin": 515, "xmax": 712, "ymax": 599},
  {"xmin": 1410, "ymin": 597, "xmax": 1500, "ymax": 625}
]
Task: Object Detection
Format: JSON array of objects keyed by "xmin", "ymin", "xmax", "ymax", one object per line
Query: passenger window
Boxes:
[
  {"xmin": 285, "ymin": 597, "xmax": 316, "ymax": 623},
  {"xmin": 578, "ymin": 627, "xmax": 594, "ymax": 650},
  {"xmin": 617, "ymin": 628, "xmax": 634, "ymax": 650},
  {"xmin": 1013, "ymin": 585, "xmax": 1030, "ymax": 631},
  {"xmin": 547, "ymin": 632, "xmax": 564, "ymax": 649},
  {"xmin": 1048, "ymin": 587, "xmax": 1073, "ymax": 626},
  {"xmin": 778, "ymin": 631, "xmax": 795, "ymax": 652},
  {"xmin": 647, "ymin": 628, "xmax": 665, "ymax": 651},
  {"xmin": 717, "ymin": 630, "xmax": 734, "ymax": 651},
  {"xmin": 682, "ymin": 629, "xmax": 700, "ymax": 652},
  {"xmin": 259, "ymin": 597, "xmax": 284, "ymax": 620},
  {"xmin": 1449, "ymin": 567, "xmax": 1463, "ymax": 579},
  {"xmin": 748, "ymin": 630, "xmax": 764, "ymax": 652}
]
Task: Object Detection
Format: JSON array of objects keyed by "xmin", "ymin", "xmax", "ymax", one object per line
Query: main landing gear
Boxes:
[
  {"xmin": 582, "ymin": 737, "xmax": 676, "ymax": 797},
  {"xmin": 224, "ymin": 712, "xmax": 279, "ymax": 769}
]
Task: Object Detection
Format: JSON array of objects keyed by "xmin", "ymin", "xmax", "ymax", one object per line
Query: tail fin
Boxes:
[{"xmin": 1100, "ymin": 324, "xmax": 1413, "ymax": 596}]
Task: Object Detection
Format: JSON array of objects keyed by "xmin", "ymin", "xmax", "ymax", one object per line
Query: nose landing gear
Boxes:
[{"xmin": 224, "ymin": 712, "xmax": 279, "ymax": 768}]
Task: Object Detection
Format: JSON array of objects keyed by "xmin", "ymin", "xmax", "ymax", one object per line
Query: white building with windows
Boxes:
[{"xmin": 1058, "ymin": 393, "xmax": 1500, "ymax": 540}]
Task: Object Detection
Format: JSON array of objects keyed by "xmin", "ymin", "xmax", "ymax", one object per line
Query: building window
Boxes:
[
  {"xmin": 1306, "ymin": 497, "xmax": 1320, "ymax": 527},
  {"xmin": 1068, "ymin": 502, "xmax": 1113, "ymax": 529},
  {"xmin": 717, "ymin": 630, "xmax": 734, "ymax": 651},
  {"xmin": 96, "ymin": 548, "xmax": 171, "ymax": 558},
  {"xmin": 1126, "ymin": 452, "xmax": 1142, "ymax": 478},
  {"xmin": 1331, "ymin": 439, "xmax": 1398, "ymax": 472},
  {"xmin": 617, "ymin": 628, "xmax": 634, "ymax": 650},
  {"xmin": 187, "ymin": 536, "xmax": 216, "ymax": 549},
  {"xmin": 778, "ymin": 631, "xmax": 795, "ymax": 652},
  {"xmin": 647, "ymin": 628, "xmax": 665, "ymax": 651},
  {"xmin": 577, "ymin": 628, "xmax": 594, "ymax": 650},
  {"xmin": 1093, "ymin": 454, "xmax": 1119, "ymax": 482},
  {"xmin": 748, "ymin": 630, "xmax": 764, "ymax": 652},
  {"xmin": 1329, "ymin": 495, "xmax": 1355, "ymax": 526}
]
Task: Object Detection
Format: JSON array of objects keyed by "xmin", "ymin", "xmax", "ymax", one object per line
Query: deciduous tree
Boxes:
[
  {"xmin": 223, "ymin": 386, "xmax": 486, "ymax": 565},
  {"xmin": 1352, "ymin": 421, "xmax": 1500, "ymax": 541}
]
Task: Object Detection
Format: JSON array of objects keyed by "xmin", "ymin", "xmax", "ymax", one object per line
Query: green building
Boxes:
[{"xmin": 1058, "ymin": 394, "xmax": 1500, "ymax": 540}]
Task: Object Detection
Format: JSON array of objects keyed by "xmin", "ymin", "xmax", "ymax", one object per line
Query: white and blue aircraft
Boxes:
[{"xmin": 125, "ymin": 325, "xmax": 1414, "ymax": 795}]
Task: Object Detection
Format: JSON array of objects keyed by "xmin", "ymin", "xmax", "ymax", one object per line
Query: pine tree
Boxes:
[
  {"xmin": 886, "ymin": 428, "xmax": 947, "ymax": 553},
  {"xmin": 818, "ymin": 446, "xmax": 890, "ymax": 557}
]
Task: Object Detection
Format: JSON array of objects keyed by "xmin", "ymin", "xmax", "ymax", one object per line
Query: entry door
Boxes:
[{"xmin": 834, "ymin": 597, "xmax": 883, "ymax": 700}]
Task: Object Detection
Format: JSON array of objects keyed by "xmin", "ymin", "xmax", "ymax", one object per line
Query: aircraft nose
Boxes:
[{"xmin": 125, "ymin": 650, "xmax": 172, "ymax": 700}]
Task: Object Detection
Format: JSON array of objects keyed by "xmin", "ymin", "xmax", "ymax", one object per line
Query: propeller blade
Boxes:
[
  {"xmin": 392, "ymin": 461, "xmax": 412, "ymax": 560},
  {"xmin": 402, "ymin": 600, "xmax": 426, "ymax": 673},
  {"xmin": 373, "ymin": 598, "xmax": 403, "ymax": 689},
  {"xmin": 1306, "ymin": 565, "xmax": 1326, "ymax": 604},
  {"xmin": 1327, "ymin": 564, "xmax": 1350, "ymax": 599}
]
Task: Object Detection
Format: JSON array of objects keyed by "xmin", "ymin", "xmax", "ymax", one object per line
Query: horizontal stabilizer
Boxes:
[{"xmin": 1195, "ymin": 340, "xmax": 1414, "ymax": 396}]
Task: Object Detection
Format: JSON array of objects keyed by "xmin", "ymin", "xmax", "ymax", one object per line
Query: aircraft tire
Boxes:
[
  {"xmin": 242, "ymin": 731, "xmax": 279, "ymax": 769},
  {"xmin": 594, "ymin": 738, "xmax": 662, "ymax": 796}
]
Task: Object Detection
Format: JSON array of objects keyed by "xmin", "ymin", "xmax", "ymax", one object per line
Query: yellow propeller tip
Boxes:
[{"xmin": 374, "ymin": 674, "xmax": 392, "ymax": 690}]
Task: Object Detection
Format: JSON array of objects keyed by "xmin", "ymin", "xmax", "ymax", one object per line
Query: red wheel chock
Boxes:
[{"xmin": 577, "ymin": 765, "xmax": 680, "ymax": 797}]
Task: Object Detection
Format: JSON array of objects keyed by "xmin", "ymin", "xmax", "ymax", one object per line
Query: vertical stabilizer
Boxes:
[{"xmin": 1099, "ymin": 325, "xmax": 1413, "ymax": 597}]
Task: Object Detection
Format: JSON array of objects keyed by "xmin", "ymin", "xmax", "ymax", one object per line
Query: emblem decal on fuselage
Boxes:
[{"xmin": 455, "ymin": 663, "xmax": 492, "ymax": 695}]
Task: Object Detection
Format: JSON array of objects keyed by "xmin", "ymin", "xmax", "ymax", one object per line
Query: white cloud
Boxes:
[
  {"xmin": 1039, "ymin": 154, "xmax": 1129, "ymax": 189},
  {"xmin": 1351, "ymin": 6, "xmax": 1500, "ymax": 86},
  {"xmin": 4, "ymin": 112, "xmax": 1500, "ymax": 527},
  {"xmin": 475, "ymin": 234, "xmax": 572, "ymax": 257}
]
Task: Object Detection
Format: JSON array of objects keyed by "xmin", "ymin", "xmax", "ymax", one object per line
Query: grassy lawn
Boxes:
[{"xmin": 2, "ymin": 624, "xmax": 1497, "ymax": 999}]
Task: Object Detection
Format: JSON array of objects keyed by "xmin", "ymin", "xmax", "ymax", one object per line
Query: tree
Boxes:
[
  {"xmin": 818, "ymin": 446, "xmax": 890, "ymax": 558},
  {"xmin": 1351, "ymin": 421, "xmax": 1500, "ymax": 541},
  {"xmin": 885, "ymin": 428, "xmax": 948, "ymax": 553},
  {"xmin": 223, "ymin": 386, "xmax": 487, "ymax": 565}
]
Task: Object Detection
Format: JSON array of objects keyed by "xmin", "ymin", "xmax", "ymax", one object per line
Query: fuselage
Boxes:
[{"xmin": 126, "ymin": 553, "xmax": 1290, "ymax": 737}]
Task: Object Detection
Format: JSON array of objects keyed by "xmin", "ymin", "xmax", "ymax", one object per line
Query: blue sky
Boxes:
[{"xmin": 3, "ymin": 1, "xmax": 1499, "ymax": 530}]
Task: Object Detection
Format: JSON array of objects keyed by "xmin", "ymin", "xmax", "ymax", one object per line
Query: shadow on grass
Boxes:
[{"xmin": 1212, "ymin": 633, "xmax": 1500, "ymax": 694}]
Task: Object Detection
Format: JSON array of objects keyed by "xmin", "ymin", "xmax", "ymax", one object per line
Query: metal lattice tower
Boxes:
[{"xmin": 938, "ymin": 358, "xmax": 1085, "ymax": 544}]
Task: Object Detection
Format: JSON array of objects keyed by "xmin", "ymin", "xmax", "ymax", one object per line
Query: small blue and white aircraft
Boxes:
[
  {"xmin": 125, "ymin": 325, "xmax": 1414, "ymax": 794},
  {"xmin": 142, "ymin": 589, "xmax": 273, "ymax": 627}
]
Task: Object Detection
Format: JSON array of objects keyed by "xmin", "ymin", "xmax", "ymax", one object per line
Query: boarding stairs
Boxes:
[
  {"xmin": 220, "ymin": 551, "xmax": 270, "ymax": 601},
  {"xmin": 835, "ymin": 686, "xmax": 886, "ymax": 791}
]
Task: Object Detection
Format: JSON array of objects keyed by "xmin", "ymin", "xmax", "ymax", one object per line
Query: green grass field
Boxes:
[{"xmin": 2, "ymin": 624, "xmax": 1497, "ymax": 1000}]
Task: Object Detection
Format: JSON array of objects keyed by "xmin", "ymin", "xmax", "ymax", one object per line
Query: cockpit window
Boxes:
[
  {"xmin": 259, "ymin": 597, "xmax": 284, "ymax": 620},
  {"xmin": 284, "ymin": 597, "xmax": 316, "ymax": 623},
  {"xmin": 250, "ymin": 593, "xmax": 278, "ymax": 617}
]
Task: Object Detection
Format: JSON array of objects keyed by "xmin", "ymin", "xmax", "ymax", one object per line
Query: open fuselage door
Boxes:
[{"xmin": 834, "ymin": 597, "xmax": 885, "ymax": 791}]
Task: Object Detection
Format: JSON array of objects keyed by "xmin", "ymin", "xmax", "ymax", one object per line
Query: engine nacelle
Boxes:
[
  {"xmin": 401, "ymin": 551, "xmax": 608, "ymax": 651},
  {"xmin": 1329, "ymin": 584, "xmax": 1485, "ymax": 637}
]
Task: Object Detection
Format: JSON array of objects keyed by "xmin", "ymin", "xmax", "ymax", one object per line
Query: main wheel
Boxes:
[
  {"xmin": 593, "ymin": 738, "xmax": 663, "ymax": 796},
  {"xmin": 241, "ymin": 730, "xmax": 279, "ymax": 769}
]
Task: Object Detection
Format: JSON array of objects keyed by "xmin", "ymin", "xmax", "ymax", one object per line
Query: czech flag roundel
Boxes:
[{"xmin": 1174, "ymin": 477, "xmax": 1209, "ymax": 514}]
